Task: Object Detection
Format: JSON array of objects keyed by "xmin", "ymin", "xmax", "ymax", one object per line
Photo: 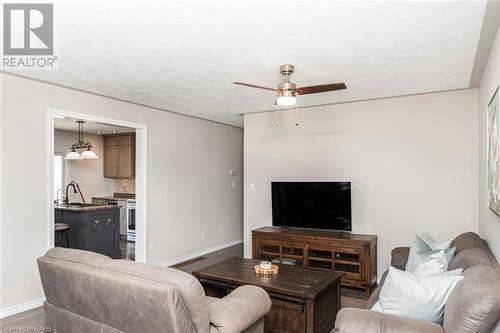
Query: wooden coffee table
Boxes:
[{"xmin": 192, "ymin": 257, "xmax": 342, "ymax": 333}]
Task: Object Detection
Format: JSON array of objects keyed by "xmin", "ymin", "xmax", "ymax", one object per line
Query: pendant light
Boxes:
[
  {"xmin": 80, "ymin": 148, "xmax": 98, "ymax": 159},
  {"xmin": 64, "ymin": 121, "xmax": 99, "ymax": 160},
  {"xmin": 64, "ymin": 148, "xmax": 81, "ymax": 160}
]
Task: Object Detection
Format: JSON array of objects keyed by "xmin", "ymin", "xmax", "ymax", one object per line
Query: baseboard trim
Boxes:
[
  {"xmin": 0, "ymin": 297, "xmax": 45, "ymax": 319},
  {"xmin": 158, "ymin": 239, "xmax": 243, "ymax": 267}
]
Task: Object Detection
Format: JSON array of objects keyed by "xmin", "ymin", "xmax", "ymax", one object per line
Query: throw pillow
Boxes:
[
  {"xmin": 419, "ymin": 232, "xmax": 453, "ymax": 250},
  {"xmin": 414, "ymin": 250, "xmax": 448, "ymax": 276},
  {"xmin": 371, "ymin": 267, "xmax": 463, "ymax": 323},
  {"xmin": 444, "ymin": 246, "xmax": 456, "ymax": 264},
  {"xmin": 405, "ymin": 234, "xmax": 456, "ymax": 272},
  {"xmin": 420, "ymin": 232, "xmax": 456, "ymax": 263},
  {"xmin": 438, "ymin": 268, "xmax": 464, "ymax": 276}
]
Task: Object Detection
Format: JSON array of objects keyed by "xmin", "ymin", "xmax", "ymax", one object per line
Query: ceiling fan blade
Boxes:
[
  {"xmin": 233, "ymin": 82, "xmax": 277, "ymax": 92},
  {"xmin": 296, "ymin": 83, "xmax": 347, "ymax": 95}
]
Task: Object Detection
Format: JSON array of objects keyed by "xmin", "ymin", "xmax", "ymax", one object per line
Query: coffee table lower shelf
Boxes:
[{"xmin": 192, "ymin": 257, "xmax": 342, "ymax": 333}]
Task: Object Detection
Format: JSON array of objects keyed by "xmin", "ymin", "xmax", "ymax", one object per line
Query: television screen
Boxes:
[{"xmin": 271, "ymin": 182, "xmax": 351, "ymax": 231}]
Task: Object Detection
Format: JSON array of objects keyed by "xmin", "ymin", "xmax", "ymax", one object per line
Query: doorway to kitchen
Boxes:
[{"xmin": 47, "ymin": 108, "xmax": 147, "ymax": 262}]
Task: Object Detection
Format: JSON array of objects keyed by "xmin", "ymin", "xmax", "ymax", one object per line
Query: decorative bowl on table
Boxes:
[{"xmin": 254, "ymin": 261, "xmax": 279, "ymax": 275}]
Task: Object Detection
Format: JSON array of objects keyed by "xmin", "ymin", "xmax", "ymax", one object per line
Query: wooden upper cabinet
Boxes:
[
  {"xmin": 104, "ymin": 135, "xmax": 133, "ymax": 147},
  {"xmin": 103, "ymin": 133, "xmax": 135, "ymax": 178},
  {"xmin": 103, "ymin": 146, "xmax": 119, "ymax": 177},
  {"xmin": 118, "ymin": 146, "xmax": 133, "ymax": 178}
]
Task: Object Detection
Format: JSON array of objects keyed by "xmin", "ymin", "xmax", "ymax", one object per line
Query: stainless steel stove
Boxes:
[{"xmin": 126, "ymin": 199, "xmax": 136, "ymax": 242}]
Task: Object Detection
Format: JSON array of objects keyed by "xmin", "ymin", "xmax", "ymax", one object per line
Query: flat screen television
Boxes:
[{"xmin": 271, "ymin": 182, "xmax": 351, "ymax": 231}]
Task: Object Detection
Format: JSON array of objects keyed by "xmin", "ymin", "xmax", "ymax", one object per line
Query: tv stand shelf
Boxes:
[{"xmin": 252, "ymin": 226, "xmax": 377, "ymax": 296}]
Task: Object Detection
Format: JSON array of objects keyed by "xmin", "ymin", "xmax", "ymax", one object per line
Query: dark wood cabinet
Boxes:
[
  {"xmin": 252, "ymin": 227, "xmax": 377, "ymax": 296},
  {"xmin": 103, "ymin": 133, "xmax": 135, "ymax": 178}
]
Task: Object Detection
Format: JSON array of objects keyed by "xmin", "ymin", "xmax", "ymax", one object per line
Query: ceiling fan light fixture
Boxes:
[
  {"xmin": 276, "ymin": 90, "xmax": 297, "ymax": 107},
  {"xmin": 233, "ymin": 64, "xmax": 346, "ymax": 110},
  {"xmin": 276, "ymin": 96, "xmax": 296, "ymax": 107}
]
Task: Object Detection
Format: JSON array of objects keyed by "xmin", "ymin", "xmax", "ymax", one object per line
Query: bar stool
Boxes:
[{"xmin": 55, "ymin": 223, "xmax": 70, "ymax": 248}]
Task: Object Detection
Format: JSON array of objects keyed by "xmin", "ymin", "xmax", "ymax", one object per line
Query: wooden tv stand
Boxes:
[{"xmin": 252, "ymin": 226, "xmax": 377, "ymax": 296}]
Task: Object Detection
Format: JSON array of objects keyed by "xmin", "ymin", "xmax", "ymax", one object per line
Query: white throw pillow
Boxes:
[
  {"xmin": 371, "ymin": 267, "xmax": 463, "ymax": 323},
  {"xmin": 414, "ymin": 250, "xmax": 449, "ymax": 276},
  {"xmin": 419, "ymin": 232, "xmax": 453, "ymax": 250}
]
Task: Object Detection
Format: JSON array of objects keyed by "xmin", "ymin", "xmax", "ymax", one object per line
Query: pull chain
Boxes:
[
  {"xmin": 275, "ymin": 103, "xmax": 279, "ymax": 127},
  {"xmin": 294, "ymin": 100, "xmax": 300, "ymax": 127}
]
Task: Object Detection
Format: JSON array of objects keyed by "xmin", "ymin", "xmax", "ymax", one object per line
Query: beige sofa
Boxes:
[
  {"xmin": 37, "ymin": 248, "xmax": 271, "ymax": 333},
  {"xmin": 335, "ymin": 232, "xmax": 500, "ymax": 333}
]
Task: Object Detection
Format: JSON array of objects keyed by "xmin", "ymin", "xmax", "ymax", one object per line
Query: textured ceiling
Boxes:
[{"xmin": 11, "ymin": 1, "xmax": 487, "ymax": 127}]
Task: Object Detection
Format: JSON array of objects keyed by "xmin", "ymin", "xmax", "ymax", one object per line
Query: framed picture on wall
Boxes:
[{"xmin": 488, "ymin": 86, "xmax": 500, "ymax": 216}]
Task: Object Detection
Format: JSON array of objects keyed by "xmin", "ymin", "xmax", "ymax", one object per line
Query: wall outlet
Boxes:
[
  {"xmin": 201, "ymin": 231, "xmax": 205, "ymax": 240},
  {"xmin": 149, "ymin": 242, "xmax": 154, "ymax": 251},
  {"xmin": 250, "ymin": 183, "xmax": 255, "ymax": 191}
]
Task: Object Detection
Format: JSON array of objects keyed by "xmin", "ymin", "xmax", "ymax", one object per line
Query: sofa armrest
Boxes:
[
  {"xmin": 334, "ymin": 308, "xmax": 444, "ymax": 333},
  {"xmin": 207, "ymin": 285, "xmax": 271, "ymax": 333},
  {"xmin": 391, "ymin": 246, "xmax": 410, "ymax": 270}
]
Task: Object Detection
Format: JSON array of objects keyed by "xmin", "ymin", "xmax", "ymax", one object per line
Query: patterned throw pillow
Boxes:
[
  {"xmin": 405, "ymin": 234, "xmax": 456, "ymax": 273},
  {"xmin": 414, "ymin": 250, "xmax": 448, "ymax": 276}
]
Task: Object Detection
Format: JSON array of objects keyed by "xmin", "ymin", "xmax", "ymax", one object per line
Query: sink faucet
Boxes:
[{"xmin": 65, "ymin": 182, "xmax": 77, "ymax": 204}]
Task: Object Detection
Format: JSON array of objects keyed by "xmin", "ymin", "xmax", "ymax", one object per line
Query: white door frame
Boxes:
[{"xmin": 47, "ymin": 108, "xmax": 148, "ymax": 262}]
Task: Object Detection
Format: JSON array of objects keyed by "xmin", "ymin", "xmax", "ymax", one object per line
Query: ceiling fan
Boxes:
[{"xmin": 234, "ymin": 64, "xmax": 346, "ymax": 107}]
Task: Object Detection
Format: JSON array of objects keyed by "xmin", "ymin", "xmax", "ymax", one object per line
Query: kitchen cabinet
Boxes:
[
  {"xmin": 91, "ymin": 197, "xmax": 128, "ymax": 237},
  {"xmin": 84, "ymin": 210, "xmax": 118, "ymax": 256},
  {"xmin": 103, "ymin": 133, "xmax": 135, "ymax": 178},
  {"xmin": 54, "ymin": 205, "xmax": 120, "ymax": 258}
]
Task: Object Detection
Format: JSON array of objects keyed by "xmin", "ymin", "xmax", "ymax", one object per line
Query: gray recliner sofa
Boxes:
[
  {"xmin": 335, "ymin": 232, "xmax": 500, "ymax": 333},
  {"xmin": 37, "ymin": 248, "xmax": 271, "ymax": 333}
]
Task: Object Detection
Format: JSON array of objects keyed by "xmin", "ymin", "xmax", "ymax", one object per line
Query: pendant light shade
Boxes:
[
  {"xmin": 65, "ymin": 121, "xmax": 99, "ymax": 160},
  {"xmin": 80, "ymin": 148, "xmax": 98, "ymax": 159},
  {"xmin": 64, "ymin": 148, "xmax": 81, "ymax": 160}
]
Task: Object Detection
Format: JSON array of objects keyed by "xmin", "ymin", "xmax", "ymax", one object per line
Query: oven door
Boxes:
[{"xmin": 127, "ymin": 206, "xmax": 136, "ymax": 242}]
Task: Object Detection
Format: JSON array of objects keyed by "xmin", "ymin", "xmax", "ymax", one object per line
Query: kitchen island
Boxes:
[{"xmin": 54, "ymin": 203, "xmax": 120, "ymax": 258}]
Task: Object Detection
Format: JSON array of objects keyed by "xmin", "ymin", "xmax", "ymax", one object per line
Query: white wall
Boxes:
[
  {"xmin": 0, "ymin": 74, "xmax": 243, "ymax": 312},
  {"xmin": 479, "ymin": 23, "xmax": 500, "ymax": 260},
  {"xmin": 54, "ymin": 130, "xmax": 114, "ymax": 202},
  {"xmin": 244, "ymin": 89, "xmax": 479, "ymax": 277}
]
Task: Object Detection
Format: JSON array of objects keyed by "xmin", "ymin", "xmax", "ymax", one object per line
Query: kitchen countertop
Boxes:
[
  {"xmin": 54, "ymin": 204, "xmax": 120, "ymax": 212},
  {"xmin": 92, "ymin": 196, "xmax": 120, "ymax": 200},
  {"xmin": 92, "ymin": 192, "xmax": 136, "ymax": 200}
]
